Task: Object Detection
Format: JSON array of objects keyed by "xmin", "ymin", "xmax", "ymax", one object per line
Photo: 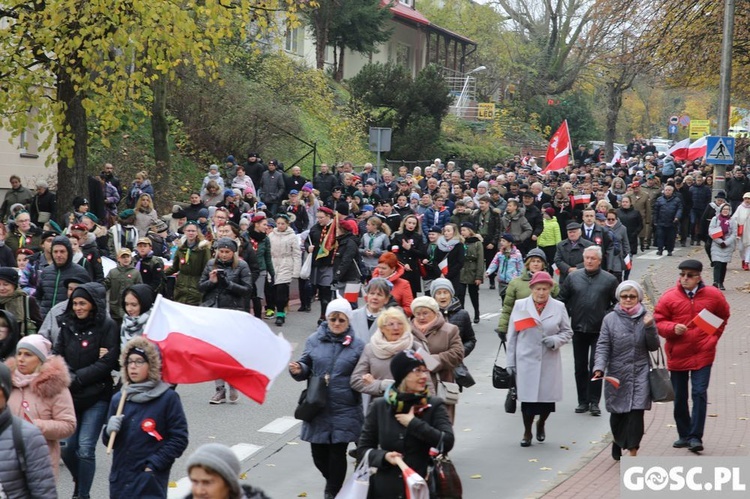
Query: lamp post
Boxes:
[
  {"xmin": 455, "ymin": 65, "xmax": 487, "ymax": 117},
  {"xmin": 714, "ymin": 0, "xmax": 734, "ymax": 195}
]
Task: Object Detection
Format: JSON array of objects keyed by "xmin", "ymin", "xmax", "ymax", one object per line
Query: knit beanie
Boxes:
[
  {"xmin": 410, "ymin": 296, "xmax": 440, "ymax": 315},
  {"xmin": 430, "ymin": 278, "xmax": 455, "ymax": 297},
  {"xmin": 325, "ymin": 298, "xmax": 353, "ymax": 322},
  {"xmin": 390, "ymin": 349, "xmax": 427, "ymax": 388},
  {"xmin": 0, "ymin": 363, "xmax": 11, "ymax": 399},
  {"xmin": 16, "ymin": 335, "xmax": 52, "ymax": 363},
  {"xmin": 186, "ymin": 444, "xmax": 241, "ymax": 498},
  {"xmin": 616, "ymin": 280, "xmax": 643, "ymax": 302},
  {"xmin": 0, "ymin": 267, "xmax": 19, "ymax": 287}
]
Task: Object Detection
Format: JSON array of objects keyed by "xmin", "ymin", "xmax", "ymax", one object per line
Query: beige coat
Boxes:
[{"xmin": 268, "ymin": 227, "xmax": 301, "ymax": 285}]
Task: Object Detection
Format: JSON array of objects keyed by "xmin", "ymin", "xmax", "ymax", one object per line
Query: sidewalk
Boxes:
[{"xmin": 539, "ymin": 248, "xmax": 750, "ymax": 498}]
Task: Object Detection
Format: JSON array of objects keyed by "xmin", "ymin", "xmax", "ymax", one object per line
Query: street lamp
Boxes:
[{"xmin": 456, "ymin": 65, "xmax": 487, "ymax": 117}]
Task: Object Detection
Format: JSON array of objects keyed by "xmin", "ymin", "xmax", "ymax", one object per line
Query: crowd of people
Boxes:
[{"xmin": 0, "ymin": 146, "xmax": 743, "ymax": 497}]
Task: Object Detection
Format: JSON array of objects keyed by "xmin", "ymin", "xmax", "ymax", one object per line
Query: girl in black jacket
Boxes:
[{"xmin": 390, "ymin": 215, "xmax": 427, "ymax": 296}]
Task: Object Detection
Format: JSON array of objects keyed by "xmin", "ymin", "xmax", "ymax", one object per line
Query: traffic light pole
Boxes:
[{"xmin": 715, "ymin": 0, "xmax": 735, "ymax": 194}]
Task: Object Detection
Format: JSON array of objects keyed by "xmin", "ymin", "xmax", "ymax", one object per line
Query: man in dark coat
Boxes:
[
  {"xmin": 29, "ymin": 180, "xmax": 57, "ymax": 227},
  {"xmin": 313, "ymin": 163, "xmax": 339, "ymax": 202},
  {"xmin": 554, "ymin": 223, "xmax": 594, "ymax": 284},
  {"xmin": 245, "ymin": 152, "xmax": 267, "ymax": 191},
  {"xmin": 558, "ymin": 245, "xmax": 618, "ymax": 417},
  {"xmin": 580, "ymin": 208, "xmax": 612, "ymax": 265},
  {"xmin": 654, "ymin": 185, "xmax": 683, "ymax": 256},
  {"xmin": 726, "ymin": 167, "xmax": 750, "ymax": 212},
  {"xmin": 521, "ymin": 192, "xmax": 544, "ymax": 254},
  {"xmin": 284, "ymin": 166, "xmax": 308, "ymax": 200},
  {"xmin": 36, "ymin": 236, "xmax": 91, "ymax": 317}
]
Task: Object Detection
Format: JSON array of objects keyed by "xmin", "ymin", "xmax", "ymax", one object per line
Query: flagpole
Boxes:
[
  {"xmin": 142, "ymin": 293, "xmax": 163, "ymax": 340},
  {"xmin": 565, "ymin": 120, "xmax": 574, "ymax": 168}
]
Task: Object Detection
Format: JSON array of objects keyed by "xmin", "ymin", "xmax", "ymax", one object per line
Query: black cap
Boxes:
[
  {"xmin": 172, "ymin": 209, "xmax": 187, "ymax": 219},
  {"xmin": 521, "ymin": 191, "xmax": 534, "ymax": 198},
  {"xmin": 72, "ymin": 196, "xmax": 89, "ymax": 209},
  {"xmin": 715, "ymin": 190, "xmax": 727, "ymax": 199},
  {"xmin": 678, "ymin": 259, "xmax": 703, "ymax": 272},
  {"xmin": 460, "ymin": 222, "xmax": 476, "ymax": 231},
  {"xmin": 427, "ymin": 227, "xmax": 442, "ymax": 234}
]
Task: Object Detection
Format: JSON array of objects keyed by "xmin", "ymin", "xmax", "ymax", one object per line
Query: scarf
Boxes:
[
  {"xmin": 437, "ymin": 236, "xmax": 460, "ymax": 252},
  {"xmin": 411, "ymin": 312, "xmax": 446, "ymax": 338},
  {"xmin": 385, "ymin": 384, "xmax": 430, "ymax": 414},
  {"xmin": 121, "ymin": 311, "xmax": 151, "ymax": 349},
  {"xmin": 719, "ymin": 214, "xmax": 730, "ymax": 236},
  {"xmin": 621, "ymin": 303, "xmax": 643, "ymax": 316},
  {"xmin": 0, "ymin": 289, "xmax": 26, "ymax": 326},
  {"xmin": 13, "ymin": 369, "xmax": 38, "ymax": 389},
  {"xmin": 369, "ymin": 329, "xmax": 415, "ymax": 360},
  {"xmin": 125, "ymin": 380, "xmax": 171, "ymax": 403},
  {"xmin": 533, "ymin": 299, "xmax": 548, "ymax": 315}
]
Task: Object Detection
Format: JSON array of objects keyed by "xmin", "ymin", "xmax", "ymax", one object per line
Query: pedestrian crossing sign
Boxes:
[{"xmin": 705, "ymin": 136, "xmax": 735, "ymax": 165}]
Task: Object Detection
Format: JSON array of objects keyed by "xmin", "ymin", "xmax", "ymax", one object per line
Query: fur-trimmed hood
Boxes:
[
  {"xmin": 6, "ymin": 355, "xmax": 71, "ymax": 399},
  {"xmin": 178, "ymin": 236, "xmax": 211, "ymax": 250},
  {"xmin": 120, "ymin": 336, "xmax": 162, "ymax": 383}
]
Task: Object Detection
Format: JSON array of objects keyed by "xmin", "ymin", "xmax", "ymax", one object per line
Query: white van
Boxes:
[{"xmin": 729, "ymin": 127, "xmax": 749, "ymax": 138}]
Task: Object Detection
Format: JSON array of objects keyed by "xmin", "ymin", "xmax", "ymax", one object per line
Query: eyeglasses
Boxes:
[
  {"xmin": 606, "ymin": 218, "xmax": 617, "ymax": 222},
  {"xmin": 328, "ymin": 317, "xmax": 348, "ymax": 324},
  {"xmin": 126, "ymin": 359, "xmax": 147, "ymax": 367},
  {"xmin": 411, "ymin": 367, "xmax": 429, "ymax": 374},
  {"xmin": 619, "ymin": 294, "xmax": 638, "ymax": 300},
  {"xmin": 679, "ymin": 272, "xmax": 700, "ymax": 278}
]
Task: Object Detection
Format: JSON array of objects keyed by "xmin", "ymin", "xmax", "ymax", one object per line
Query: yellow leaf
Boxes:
[
  {"xmin": 240, "ymin": 473, "xmax": 247, "ymax": 479},
  {"xmin": 540, "ymin": 467, "xmax": 552, "ymax": 471},
  {"xmin": 470, "ymin": 474, "xmax": 482, "ymax": 479},
  {"xmin": 528, "ymin": 458, "xmax": 538, "ymax": 462},
  {"xmin": 297, "ymin": 493, "xmax": 307, "ymax": 497},
  {"xmin": 168, "ymin": 482, "xmax": 177, "ymax": 488}
]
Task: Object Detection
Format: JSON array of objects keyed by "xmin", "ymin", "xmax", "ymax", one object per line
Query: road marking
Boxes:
[
  {"xmin": 167, "ymin": 443, "xmax": 263, "ymax": 498},
  {"xmin": 479, "ymin": 313, "xmax": 500, "ymax": 319},
  {"xmin": 258, "ymin": 416, "xmax": 300, "ymax": 434}
]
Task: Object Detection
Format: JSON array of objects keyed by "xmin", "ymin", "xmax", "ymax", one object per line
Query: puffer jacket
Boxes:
[
  {"xmin": 268, "ymin": 227, "xmax": 301, "ymax": 285},
  {"xmin": 558, "ymin": 268, "xmax": 619, "ymax": 333},
  {"xmin": 0, "ymin": 409, "xmax": 57, "ymax": 498},
  {"xmin": 441, "ymin": 298, "xmax": 476, "ymax": 357},
  {"xmin": 357, "ymin": 397, "xmax": 453, "ymax": 499},
  {"xmin": 291, "ymin": 324, "xmax": 365, "ymax": 444},
  {"xmin": 36, "ymin": 236, "xmax": 92, "ymax": 317},
  {"xmin": 332, "ymin": 232, "xmax": 360, "ymax": 284},
  {"xmin": 689, "ymin": 183, "xmax": 712, "ymax": 216},
  {"xmin": 359, "ymin": 231, "xmax": 390, "ymax": 271},
  {"xmin": 497, "ymin": 270, "xmax": 560, "ymax": 334},
  {"xmin": 165, "ymin": 238, "xmax": 212, "ymax": 305},
  {"xmin": 104, "ymin": 263, "xmax": 143, "ymax": 321},
  {"xmin": 654, "ymin": 282, "xmax": 730, "ymax": 371},
  {"xmin": 103, "ymin": 337, "xmax": 189, "ymax": 499},
  {"xmin": 537, "ymin": 216, "xmax": 562, "ymax": 248},
  {"xmin": 709, "ymin": 216, "xmax": 737, "ymax": 263},
  {"xmin": 594, "ymin": 305, "xmax": 660, "ymax": 414},
  {"xmin": 653, "ymin": 193, "xmax": 683, "ymax": 227},
  {"xmin": 54, "ymin": 282, "xmax": 120, "ymax": 411},
  {"xmin": 6, "ymin": 355, "xmax": 76, "ymax": 479},
  {"xmin": 198, "ymin": 257, "xmax": 252, "ymax": 310},
  {"xmin": 460, "ymin": 235, "xmax": 484, "ymax": 285}
]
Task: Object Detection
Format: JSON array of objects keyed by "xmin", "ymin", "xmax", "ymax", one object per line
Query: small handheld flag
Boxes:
[
  {"xmin": 438, "ymin": 259, "xmax": 449, "ymax": 276},
  {"xmin": 709, "ymin": 226, "xmax": 724, "ymax": 240},
  {"xmin": 513, "ymin": 310, "xmax": 541, "ymax": 332},
  {"xmin": 690, "ymin": 308, "xmax": 724, "ymax": 335}
]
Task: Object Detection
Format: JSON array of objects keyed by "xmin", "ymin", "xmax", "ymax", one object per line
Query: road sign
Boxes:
[
  {"xmin": 689, "ymin": 119, "xmax": 710, "ymax": 138},
  {"xmin": 705, "ymin": 136, "xmax": 735, "ymax": 165},
  {"xmin": 477, "ymin": 103, "xmax": 495, "ymax": 120},
  {"xmin": 668, "ymin": 124, "xmax": 678, "ymax": 135},
  {"xmin": 679, "ymin": 115, "xmax": 691, "ymax": 126},
  {"xmin": 669, "ymin": 116, "xmax": 679, "ymax": 125}
]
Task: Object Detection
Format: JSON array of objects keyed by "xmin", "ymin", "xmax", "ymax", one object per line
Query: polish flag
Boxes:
[
  {"xmin": 513, "ymin": 310, "xmax": 540, "ymax": 332},
  {"xmin": 624, "ymin": 254, "xmax": 632, "ymax": 270},
  {"xmin": 438, "ymin": 258, "xmax": 449, "ymax": 275},
  {"xmin": 671, "ymin": 137, "xmax": 708, "ymax": 161},
  {"xmin": 552, "ymin": 263, "xmax": 560, "ymax": 275},
  {"xmin": 543, "ymin": 120, "xmax": 571, "ymax": 172},
  {"xmin": 691, "ymin": 308, "xmax": 725, "ymax": 335},
  {"xmin": 667, "ymin": 138, "xmax": 690, "ymax": 160},
  {"xmin": 573, "ymin": 194, "xmax": 591, "ymax": 205},
  {"xmin": 143, "ymin": 295, "xmax": 292, "ymax": 404},
  {"xmin": 709, "ymin": 226, "xmax": 724, "ymax": 239},
  {"xmin": 592, "ymin": 375, "xmax": 621, "ymax": 389},
  {"xmin": 338, "ymin": 282, "xmax": 361, "ymax": 302}
]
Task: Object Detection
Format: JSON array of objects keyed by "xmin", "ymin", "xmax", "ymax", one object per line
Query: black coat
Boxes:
[
  {"xmin": 558, "ymin": 268, "xmax": 619, "ymax": 334},
  {"xmin": 332, "ymin": 233, "xmax": 361, "ymax": 284},
  {"xmin": 54, "ymin": 282, "xmax": 120, "ymax": 411},
  {"xmin": 357, "ymin": 397, "xmax": 454, "ymax": 499},
  {"xmin": 553, "ymin": 238, "xmax": 594, "ymax": 284},
  {"xmin": 442, "ymin": 298, "xmax": 477, "ymax": 357},
  {"xmin": 616, "ymin": 206, "xmax": 643, "ymax": 255},
  {"xmin": 30, "ymin": 189, "xmax": 57, "ymax": 226},
  {"xmin": 37, "ymin": 236, "xmax": 92, "ymax": 317},
  {"xmin": 198, "ymin": 258, "xmax": 252, "ymax": 310}
]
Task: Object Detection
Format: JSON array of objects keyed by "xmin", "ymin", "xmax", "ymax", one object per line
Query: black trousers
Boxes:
[
  {"xmin": 713, "ymin": 261, "xmax": 727, "ymax": 284},
  {"xmin": 299, "ymin": 278, "xmax": 312, "ymax": 308},
  {"xmin": 484, "ymin": 245, "xmax": 497, "ymax": 282},
  {"xmin": 310, "ymin": 442, "xmax": 349, "ymax": 496},
  {"xmin": 573, "ymin": 332, "xmax": 602, "ymax": 405},
  {"xmin": 275, "ymin": 283, "xmax": 289, "ymax": 314}
]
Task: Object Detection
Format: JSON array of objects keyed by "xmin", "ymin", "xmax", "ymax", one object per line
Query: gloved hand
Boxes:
[
  {"xmin": 495, "ymin": 329, "xmax": 507, "ymax": 343},
  {"xmin": 106, "ymin": 415, "xmax": 124, "ymax": 435},
  {"xmin": 720, "ymin": 242, "xmax": 727, "ymax": 248},
  {"xmin": 506, "ymin": 366, "xmax": 516, "ymax": 376},
  {"xmin": 542, "ymin": 336, "xmax": 556, "ymax": 350}
]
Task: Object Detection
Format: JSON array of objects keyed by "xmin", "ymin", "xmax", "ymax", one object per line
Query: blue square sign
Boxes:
[{"xmin": 705, "ymin": 136, "xmax": 735, "ymax": 165}]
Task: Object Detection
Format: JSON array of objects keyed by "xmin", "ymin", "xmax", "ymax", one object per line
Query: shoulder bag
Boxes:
[
  {"xmin": 504, "ymin": 386, "xmax": 517, "ymax": 414},
  {"xmin": 437, "ymin": 375, "xmax": 460, "ymax": 405},
  {"xmin": 427, "ymin": 432, "xmax": 462, "ymax": 499},
  {"xmin": 454, "ymin": 362, "xmax": 475, "ymax": 389},
  {"xmin": 648, "ymin": 345, "xmax": 675, "ymax": 403},
  {"xmin": 492, "ymin": 341, "xmax": 515, "ymax": 389},
  {"xmin": 294, "ymin": 345, "xmax": 343, "ymax": 422}
]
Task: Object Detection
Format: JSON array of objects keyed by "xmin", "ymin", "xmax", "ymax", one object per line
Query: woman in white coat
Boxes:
[
  {"xmin": 268, "ymin": 214, "xmax": 301, "ymax": 326},
  {"xmin": 507, "ymin": 271, "xmax": 573, "ymax": 447}
]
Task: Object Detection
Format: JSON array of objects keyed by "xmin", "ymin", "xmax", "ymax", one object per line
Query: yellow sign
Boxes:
[
  {"xmin": 477, "ymin": 103, "xmax": 495, "ymax": 120},
  {"xmin": 689, "ymin": 120, "xmax": 710, "ymax": 139}
]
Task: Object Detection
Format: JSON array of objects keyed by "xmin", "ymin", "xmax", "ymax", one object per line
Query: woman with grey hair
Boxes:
[
  {"xmin": 349, "ymin": 278, "xmax": 394, "ymax": 344},
  {"xmin": 593, "ymin": 280, "xmax": 660, "ymax": 460}
]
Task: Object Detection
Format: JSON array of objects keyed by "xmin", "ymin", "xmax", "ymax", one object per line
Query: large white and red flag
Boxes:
[
  {"xmin": 669, "ymin": 137, "xmax": 707, "ymax": 161},
  {"xmin": 543, "ymin": 120, "xmax": 571, "ymax": 172},
  {"xmin": 143, "ymin": 295, "xmax": 292, "ymax": 403}
]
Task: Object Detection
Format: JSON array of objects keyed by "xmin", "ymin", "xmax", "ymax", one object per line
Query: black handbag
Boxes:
[
  {"xmin": 454, "ymin": 362, "xmax": 475, "ymax": 389},
  {"xmin": 649, "ymin": 346, "xmax": 675, "ymax": 403},
  {"xmin": 492, "ymin": 341, "xmax": 515, "ymax": 389},
  {"xmin": 427, "ymin": 432, "xmax": 462, "ymax": 499},
  {"xmin": 294, "ymin": 375, "xmax": 328, "ymax": 422},
  {"xmin": 505, "ymin": 386, "xmax": 517, "ymax": 414}
]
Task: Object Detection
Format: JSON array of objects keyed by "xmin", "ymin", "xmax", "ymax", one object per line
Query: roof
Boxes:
[{"xmin": 384, "ymin": 1, "xmax": 477, "ymax": 46}]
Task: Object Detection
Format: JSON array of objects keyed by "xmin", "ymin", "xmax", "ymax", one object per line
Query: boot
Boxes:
[
  {"xmin": 228, "ymin": 386, "xmax": 239, "ymax": 403},
  {"xmin": 252, "ymin": 298, "xmax": 263, "ymax": 319},
  {"xmin": 210, "ymin": 387, "xmax": 226, "ymax": 404}
]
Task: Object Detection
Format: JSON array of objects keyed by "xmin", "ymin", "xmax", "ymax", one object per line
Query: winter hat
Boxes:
[
  {"xmin": 390, "ymin": 349, "xmax": 427, "ymax": 388},
  {"xmin": 410, "ymin": 192, "xmax": 420, "ymax": 201},
  {"xmin": 223, "ymin": 189, "xmax": 235, "ymax": 198},
  {"xmin": 544, "ymin": 208, "xmax": 556, "ymax": 218},
  {"xmin": 525, "ymin": 247, "xmax": 548, "ymax": 264},
  {"xmin": 118, "ymin": 209, "xmax": 135, "ymax": 219},
  {"xmin": 302, "ymin": 182, "xmax": 313, "ymax": 192},
  {"xmin": 362, "ymin": 204, "xmax": 374, "ymax": 212},
  {"xmin": 325, "ymin": 298, "xmax": 353, "ymax": 322},
  {"xmin": 72, "ymin": 196, "xmax": 88, "ymax": 209},
  {"xmin": 500, "ymin": 232, "xmax": 514, "ymax": 243},
  {"xmin": 16, "ymin": 335, "xmax": 52, "ymax": 363},
  {"xmin": 460, "ymin": 222, "xmax": 475, "ymax": 231},
  {"xmin": 529, "ymin": 271, "xmax": 554, "ymax": 288},
  {"xmin": 477, "ymin": 181, "xmax": 489, "ymax": 189},
  {"xmin": 226, "ymin": 155, "xmax": 237, "ymax": 164},
  {"xmin": 616, "ymin": 280, "xmax": 643, "ymax": 302},
  {"xmin": 198, "ymin": 208, "xmax": 210, "ymax": 219},
  {"xmin": 209, "ymin": 164, "xmax": 219, "ymax": 172},
  {"xmin": 0, "ymin": 363, "xmax": 11, "ymax": 399},
  {"xmin": 186, "ymin": 444, "xmax": 242, "ymax": 498},
  {"xmin": 0, "ymin": 267, "xmax": 19, "ymax": 287},
  {"xmin": 410, "ymin": 296, "xmax": 440, "ymax": 315},
  {"xmin": 430, "ymin": 278, "xmax": 455, "ymax": 297},
  {"xmin": 172, "ymin": 209, "xmax": 187, "ymax": 220},
  {"xmin": 151, "ymin": 219, "xmax": 168, "ymax": 233},
  {"xmin": 216, "ymin": 238, "xmax": 238, "ymax": 252}
]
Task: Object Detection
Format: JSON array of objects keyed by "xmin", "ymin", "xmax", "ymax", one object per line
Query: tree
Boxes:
[{"xmin": 0, "ymin": 0, "xmax": 305, "ymax": 214}]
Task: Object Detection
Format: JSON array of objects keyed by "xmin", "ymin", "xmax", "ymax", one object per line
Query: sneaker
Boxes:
[
  {"xmin": 719, "ymin": 284, "xmax": 726, "ymax": 290},
  {"xmin": 275, "ymin": 315, "xmax": 285, "ymax": 326},
  {"xmin": 228, "ymin": 387, "xmax": 239, "ymax": 403},
  {"xmin": 210, "ymin": 388, "xmax": 226, "ymax": 404},
  {"xmin": 575, "ymin": 403, "xmax": 589, "ymax": 413},
  {"xmin": 688, "ymin": 438, "xmax": 704, "ymax": 453},
  {"xmin": 673, "ymin": 438, "xmax": 691, "ymax": 448},
  {"xmin": 667, "ymin": 252, "xmax": 673, "ymax": 256},
  {"xmin": 656, "ymin": 251, "xmax": 663, "ymax": 256},
  {"xmin": 265, "ymin": 309, "xmax": 275, "ymax": 319},
  {"xmin": 589, "ymin": 403, "xmax": 601, "ymax": 416}
]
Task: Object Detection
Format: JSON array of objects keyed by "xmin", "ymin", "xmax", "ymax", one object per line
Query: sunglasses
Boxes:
[
  {"xmin": 619, "ymin": 294, "xmax": 638, "ymax": 300},
  {"xmin": 328, "ymin": 317, "xmax": 348, "ymax": 324},
  {"xmin": 679, "ymin": 272, "xmax": 700, "ymax": 278}
]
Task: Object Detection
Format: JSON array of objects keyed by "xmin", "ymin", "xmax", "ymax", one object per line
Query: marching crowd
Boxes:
[{"xmin": 0, "ymin": 146, "xmax": 744, "ymax": 498}]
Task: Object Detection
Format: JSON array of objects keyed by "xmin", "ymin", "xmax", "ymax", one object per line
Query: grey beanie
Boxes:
[
  {"xmin": 0, "ymin": 363, "xmax": 11, "ymax": 399},
  {"xmin": 187, "ymin": 443, "xmax": 241, "ymax": 497},
  {"xmin": 430, "ymin": 278, "xmax": 455, "ymax": 297}
]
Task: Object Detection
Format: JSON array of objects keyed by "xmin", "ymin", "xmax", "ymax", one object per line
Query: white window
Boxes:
[
  {"xmin": 285, "ymin": 27, "xmax": 303, "ymax": 55},
  {"xmin": 18, "ymin": 119, "xmax": 38, "ymax": 156},
  {"xmin": 395, "ymin": 43, "xmax": 411, "ymax": 70},
  {"xmin": 400, "ymin": 0, "xmax": 414, "ymax": 7}
]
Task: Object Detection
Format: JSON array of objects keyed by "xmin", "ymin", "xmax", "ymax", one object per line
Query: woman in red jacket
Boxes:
[{"xmin": 372, "ymin": 252, "xmax": 413, "ymax": 317}]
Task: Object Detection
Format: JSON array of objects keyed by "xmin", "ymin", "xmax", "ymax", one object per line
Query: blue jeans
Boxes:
[
  {"xmin": 62, "ymin": 400, "xmax": 108, "ymax": 499},
  {"xmin": 670, "ymin": 365, "xmax": 712, "ymax": 441}
]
